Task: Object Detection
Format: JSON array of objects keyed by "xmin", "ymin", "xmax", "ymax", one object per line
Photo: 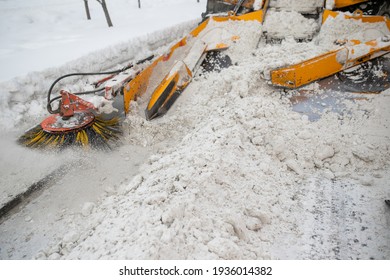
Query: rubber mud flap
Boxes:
[
  {"xmin": 145, "ymin": 79, "xmax": 177, "ymax": 120},
  {"xmin": 157, "ymin": 89, "xmax": 183, "ymax": 117}
]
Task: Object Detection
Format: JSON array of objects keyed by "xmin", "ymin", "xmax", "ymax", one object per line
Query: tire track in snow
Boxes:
[
  {"xmin": 0, "ymin": 145, "xmax": 151, "ymax": 259},
  {"xmin": 299, "ymin": 176, "xmax": 390, "ymax": 260},
  {"xmin": 0, "ymin": 163, "xmax": 70, "ymax": 222}
]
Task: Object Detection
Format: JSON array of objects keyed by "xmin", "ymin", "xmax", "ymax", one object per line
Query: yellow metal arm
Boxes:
[
  {"xmin": 332, "ymin": 0, "xmax": 370, "ymax": 9},
  {"xmin": 271, "ymin": 36, "xmax": 390, "ymax": 89}
]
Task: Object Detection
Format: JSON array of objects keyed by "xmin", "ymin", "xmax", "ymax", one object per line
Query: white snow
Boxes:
[
  {"xmin": 317, "ymin": 12, "xmax": 390, "ymax": 49},
  {"xmin": 270, "ymin": 0, "xmax": 324, "ymax": 8},
  {"xmin": 0, "ymin": 0, "xmax": 390, "ymax": 261},
  {"xmin": 253, "ymin": 0, "xmax": 264, "ymax": 10},
  {"xmin": 269, "ymin": 0, "xmax": 324, "ymax": 13},
  {"xmin": 0, "ymin": 0, "xmax": 205, "ymax": 83},
  {"xmin": 326, "ymin": 0, "xmax": 336, "ymax": 10},
  {"xmin": 263, "ymin": 10, "xmax": 320, "ymax": 39}
]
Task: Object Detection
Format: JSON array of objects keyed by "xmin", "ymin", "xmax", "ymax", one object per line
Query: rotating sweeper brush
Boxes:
[
  {"xmin": 18, "ymin": 94, "xmax": 122, "ymax": 150},
  {"xmin": 18, "ymin": 88, "xmax": 123, "ymax": 150},
  {"xmin": 17, "ymin": 69, "xmax": 128, "ymax": 150}
]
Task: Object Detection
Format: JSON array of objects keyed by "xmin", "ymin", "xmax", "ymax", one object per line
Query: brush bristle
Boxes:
[{"xmin": 18, "ymin": 117, "xmax": 122, "ymax": 150}]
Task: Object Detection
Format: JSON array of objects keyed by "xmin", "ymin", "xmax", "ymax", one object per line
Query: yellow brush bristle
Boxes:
[{"xmin": 18, "ymin": 117, "xmax": 122, "ymax": 150}]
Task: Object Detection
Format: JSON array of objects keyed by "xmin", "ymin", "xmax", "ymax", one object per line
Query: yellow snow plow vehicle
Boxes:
[{"xmin": 19, "ymin": 0, "xmax": 390, "ymax": 149}]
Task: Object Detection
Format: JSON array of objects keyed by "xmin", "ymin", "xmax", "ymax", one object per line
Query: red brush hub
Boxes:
[
  {"xmin": 41, "ymin": 90, "xmax": 97, "ymax": 133},
  {"xmin": 41, "ymin": 112, "xmax": 95, "ymax": 133}
]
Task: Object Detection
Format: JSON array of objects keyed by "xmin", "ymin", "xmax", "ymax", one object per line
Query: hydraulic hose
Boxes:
[{"xmin": 46, "ymin": 55, "xmax": 154, "ymax": 114}]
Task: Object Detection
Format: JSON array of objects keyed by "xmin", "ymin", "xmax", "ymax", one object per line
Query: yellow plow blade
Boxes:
[{"xmin": 332, "ymin": 0, "xmax": 370, "ymax": 9}]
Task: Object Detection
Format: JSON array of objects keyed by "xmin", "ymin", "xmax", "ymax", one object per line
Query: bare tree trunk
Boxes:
[
  {"xmin": 84, "ymin": 0, "xmax": 91, "ymax": 20},
  {"xmin": 96, "ymin": 0, "xmax": 113, "ymax": 27},
  {"xmin": 138, "ymin": 0, "xmax": 141, "ymax": 9}
]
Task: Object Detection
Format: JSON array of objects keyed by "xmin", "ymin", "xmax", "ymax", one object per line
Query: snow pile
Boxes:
[
  {"xmin": 269, "ymin": 0, "xmax": 324, "ymax": 12},
  {"xmin": 41, "ymin": 69, "xmax": 390, "ymax": 259},
  {"xmin": 28, "ymin": 19, "xmax": 390, "ymax": 259},
  {"xmin": 317, "ymin": 12, "xmax": 390, "ymax": 48},
  {"xmin": 263, "ymin": 10, "xmax": 320, "ymax": 39},
  {"xmin": 255, "ymin": 39, "xmax": 325, "ymax": 79}
]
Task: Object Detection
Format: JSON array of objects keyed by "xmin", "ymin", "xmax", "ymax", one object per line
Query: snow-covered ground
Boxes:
[
  {"xmin": 0, "ymin": 0, "xmax": 205, "ymax": 82},
  {"xmin": 1, "ymin": 0, "xmax": 390, "ymax": 260}
]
